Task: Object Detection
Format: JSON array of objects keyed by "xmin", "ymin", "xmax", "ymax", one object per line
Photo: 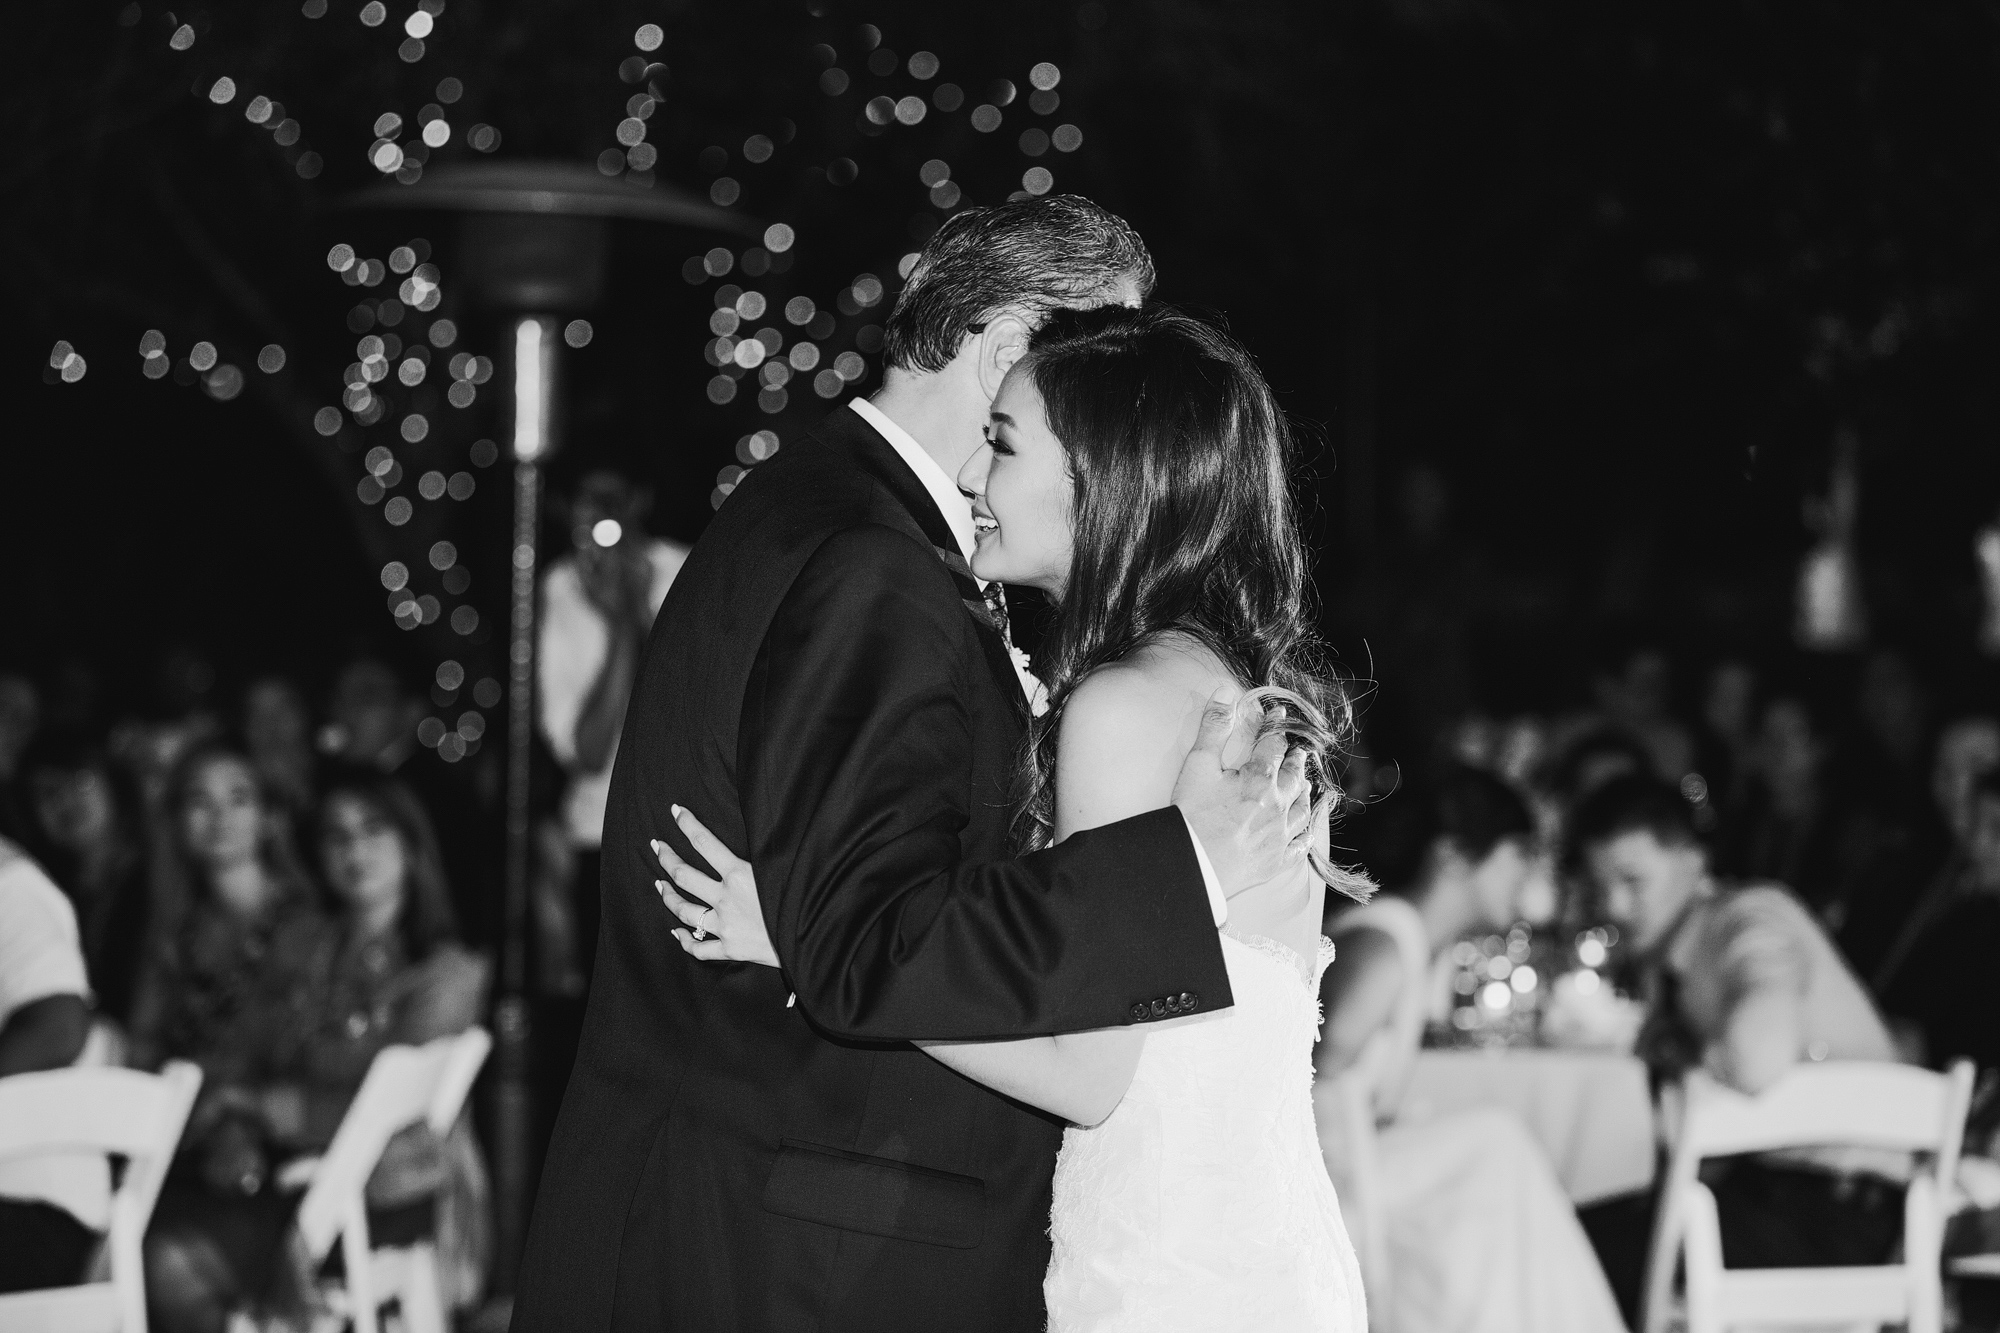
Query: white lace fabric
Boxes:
[{"xmin": 1044, "ymin": 934, "xmax": 1367, "ymax": 1332}]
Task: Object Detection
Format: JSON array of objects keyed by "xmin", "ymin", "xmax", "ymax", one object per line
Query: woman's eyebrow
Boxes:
[{"xmin": 988, "ymin": 410, "xmax": 1017, "ymax": 427}]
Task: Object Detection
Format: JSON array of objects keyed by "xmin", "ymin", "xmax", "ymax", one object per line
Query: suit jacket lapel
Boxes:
[{"xmin": 811, "ymin": 406, "xmax": 1031, "ymax": 728}]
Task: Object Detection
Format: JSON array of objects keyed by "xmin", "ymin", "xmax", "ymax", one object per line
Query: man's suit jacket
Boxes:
[{"xmin": 511, "ymin": 406, "xmax": 1233, "ymax": 1332}]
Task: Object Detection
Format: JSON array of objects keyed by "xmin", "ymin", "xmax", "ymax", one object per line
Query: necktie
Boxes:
[{"xmin": 931, "ymin": 545, "xmax": 1007, "ymax": 639}]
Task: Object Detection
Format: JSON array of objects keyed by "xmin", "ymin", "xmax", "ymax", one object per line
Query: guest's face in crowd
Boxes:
[
  {"xmin": 1585, "ymin": 829, "xmax": 1707, "ymax": 952},
  {"xmin": 1468, "ymin": 837, "xmax": 1533, "ymax": 929},
  {"xmin": 245, "ymin": 679, "xmax": 311, "ymax": 757},
  {"xmin": 1933, "ymin": 718, "xmax": 2000, "ymax": 840},
  {"xmin": 29, "ymin": 766, "xmax": 117, "ymax": 852},
  {"xmin": 181, "ymin": 755, "xmax": 264, "ymax": 873},
  {"xmin": 320, "ymin": 791, "xmax": 408, "ymax": 917},
  {"xmin": 1969, "ymin": 793, "xmax": 2000, "ymax": 893},
  {"xmin": 960, "ymin": 367, "xmax": 1074, "ymax": 596},
  {"xmin": 329, "ymin": 662, "xmax": 416, "ymax": 761},
  {"xmin": 1756, "ymin": 699, "xmax": 1822, "ymax": 803}
]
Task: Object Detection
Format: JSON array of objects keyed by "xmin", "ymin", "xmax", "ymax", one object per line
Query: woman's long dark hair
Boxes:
[
  {"xmin": 1010, "ymin": 303, "xmax": 1371, "ymax": 900},
  {"xmin": 155, "ymin": 739, "xmax": 315, "ymax": 931},
  {"xmin": 315, "ymin": 768, "xmax": 461, "ymax": 961}
]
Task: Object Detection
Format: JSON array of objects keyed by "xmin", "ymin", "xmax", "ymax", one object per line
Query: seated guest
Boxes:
[
  {"xmin": 1869, "ymin": 714, "xmax": 2000, "ymax": 990},
  {"xmin": 1879, "ymin": 770, "xmax": 2000, "ymax": 1073},
  {"xmin": 0, "ymin": 836, "xmax": 105, "ymax": 1296},
  {"xmin": 19, "ymin": 727, "xmax": 150, "ymax": 1026},
  {"xmin": 324, "ymin": 656, "xmax": 492, "ymax": 946},
  {"xmin": 1569, "ymin": 774, "xmax": 1905, "ymax": 1269},
  {"xmin": 303, "ymin": 770, "xmax": 492, "ymax": 1310},
  {"xmin": 138, "ymin": 756, "xmax": 493, "ymax": 1332},
  {"xmin": 129, "ymin": 743, "xmax": 331, "ymax": 1333},
  {"xmin": 1317, "ymin": 766, "xmax": 1626, "ymax": 1333},
  {"xmin": 240, "ymin": 676, "xmax": 318, "ymax": 823}
]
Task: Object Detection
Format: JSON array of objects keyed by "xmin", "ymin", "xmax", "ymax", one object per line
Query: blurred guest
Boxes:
[
  {"xmin": 323, "ymin": 656, "xmax": 491, "ymax": 944},
  {"xmin": 1818, "ymin": 667, "xmax": 1957, "ymax": 981},
  {"xmin": 1543, "ymin": 725, "xmax": 1655, "ymax": 810},
  {"xmin": 19, "ymin": 728, "xmax": 150, "ymax": 1025},
  {"xmin": 1317, "ymin": 766, "xmax": 1625, "ymax": 1333},
  {"xmin": 1851, "ymin": 646, "xmax": 1933, "ymax": 813},
  {"xmin": 1591, "ymin": 641, "xmax": 1696, "ymax": 783},
  {"xmin": 0, "ymin": 836, "xmax": 105, "ymax": 1295},
  {"xmin": 1720, "ymin": 692, "xmax": 1883, "ymax": 921},
  {"xmin": 1694, "ymin": 656, "xmax": 1758, "ymax": 828},
  {"xmin": 537, "ymin": 469, "xmax": 688, "ymax": 977},
  {"xmin": 0, "ymin": 670, "xmax": 42, "ymax": 842},
  {"xmin": 1877, "ymin": 770, "xmax": 2000, "ymax": 1074},
  {"xmin": 1570, "ymin": 775, "xmax": 1904, "ymax": 1268},
  {"xmin": 1872, "ymin": 752, "xmax": 2000, "ymax": 1064},
  {"xmin": 241, "ymin": 676, "xmax": 317, "ymax": 821},
  {"xmin": 303, "ymin": 771, "xmax": 492, "ymax": 1310},
  {"xmin": 1931, "ymin": 715, "xmax": 2000, "ymax": 846},
  {"xmin": 129, "ymin": 743, "xmax": 329, "ymax": 1333}
]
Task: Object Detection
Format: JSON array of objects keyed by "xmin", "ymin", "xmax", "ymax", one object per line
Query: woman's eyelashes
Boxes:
[{"xmin": 985, "ymin": 428, "xmax": 1015, "ymax": 457}]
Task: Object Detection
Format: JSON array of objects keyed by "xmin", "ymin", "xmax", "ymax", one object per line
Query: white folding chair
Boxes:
[
  {"xmin": 1641, "ymin": 1060, "xmax": 1976, "ymax": 1333},
  {"xmin": 1313, "ymin": 1070, "xmax": 1392, "ymax": 1330},
  {"xmin": 0, "ymin": 1061, "xmax": 203, "ymax": 1333},
  {"xmin": 287, "ymin": 1028, "xmax": 491, "ymax": 1333}
]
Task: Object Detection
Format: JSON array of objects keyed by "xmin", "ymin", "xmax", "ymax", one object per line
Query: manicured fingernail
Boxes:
[
  {"xmin": 655, "ymin": 879, "xmax": 667, "ymax": 892},
  {"xmin": 671, "ymin": 804, "xmax": 685, "ymax": 819},
  {"xmin": 650, "ymin": 840, "xmax": 662, "ymax": 855}
]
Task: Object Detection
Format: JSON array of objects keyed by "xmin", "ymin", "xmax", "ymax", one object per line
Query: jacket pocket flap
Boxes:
[{"xmin": 762, "ymin": 1138, "xmax": 984, "ymax": 1250}]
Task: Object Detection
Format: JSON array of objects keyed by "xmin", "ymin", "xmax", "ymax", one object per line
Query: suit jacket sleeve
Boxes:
[{"xmin": 732, "ymin": 524, "xmax": 1233, "ymax": 1043}]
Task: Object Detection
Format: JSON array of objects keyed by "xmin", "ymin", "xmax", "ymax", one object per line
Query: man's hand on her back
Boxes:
[{"xmin": 1171, "ymin": 693, "xmax": 1312, "ymax": 902}]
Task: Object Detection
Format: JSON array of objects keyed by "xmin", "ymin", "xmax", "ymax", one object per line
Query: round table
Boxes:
[{"xmin": 1397, "ymin": 1047, "xmax": 1656, "ymax": 1206}]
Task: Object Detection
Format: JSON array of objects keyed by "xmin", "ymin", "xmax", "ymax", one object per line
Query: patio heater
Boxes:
[{"xmin": 350, "ymin": 161, "xmax": 756, "ymax": 1285}]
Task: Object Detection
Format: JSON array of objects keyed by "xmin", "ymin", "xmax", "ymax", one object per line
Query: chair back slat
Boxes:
[
  {"xmin": 0, "ymin": 1065, "xmax": 201, "ymax": 1163},
  {"xmin": 293, "ymin": 1030, "xmax": 490, "ymax": 1263},
  {"xmin": 1642, "ymin": 1059, "xmax": 1976, "ymax": 1333},
  {"xmin": 0, "ymin": 1061, "xmax": 201, "ymax": 1333},
  {"xmin": 1684, "ymin": 1062, "xmax": 1967, "ymax": 1158}
]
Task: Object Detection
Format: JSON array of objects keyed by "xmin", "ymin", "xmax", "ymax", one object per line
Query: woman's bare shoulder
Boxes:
[
  {"xmin": 1053, "ymin": 635, "xmax": 1245, "ymax": 839},
  {"xmin": 1066, "ymin": 632, "xmax": 1240, "ymax": 737}
]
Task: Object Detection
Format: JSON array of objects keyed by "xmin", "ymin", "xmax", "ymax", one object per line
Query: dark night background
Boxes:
[{"xmin": 6, "ymin": 0, "xmax": 1999, "ymax": 741}]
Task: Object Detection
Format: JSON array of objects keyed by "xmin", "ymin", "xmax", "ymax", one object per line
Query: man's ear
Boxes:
[{"xmin": 974, "ymin": 313, "xmax": 1034, "ymax": 401}]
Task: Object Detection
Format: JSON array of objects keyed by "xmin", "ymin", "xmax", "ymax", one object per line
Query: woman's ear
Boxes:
[{"xmin": 975, "ymin": 313, "xmax": 1034, "ymax": 401}]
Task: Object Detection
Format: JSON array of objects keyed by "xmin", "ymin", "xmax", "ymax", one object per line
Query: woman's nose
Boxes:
[{"xmin": 956, "ymin": 442, "xmax": 992, "ymax": 496}]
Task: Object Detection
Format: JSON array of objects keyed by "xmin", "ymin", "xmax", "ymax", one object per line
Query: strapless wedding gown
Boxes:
[{"xmin": 1044, "ymin": 933, "xmax": 1367, "ymax": 1332}]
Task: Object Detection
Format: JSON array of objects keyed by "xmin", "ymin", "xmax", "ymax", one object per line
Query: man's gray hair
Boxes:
[{"xmin": 882, "ymin": 194, "xmax": 1156, "ymax": 374}]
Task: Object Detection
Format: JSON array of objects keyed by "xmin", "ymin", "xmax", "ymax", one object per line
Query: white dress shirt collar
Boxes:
[{"xmin": 850, "ymin": 397, "xmax": 977, "ymax": 568}]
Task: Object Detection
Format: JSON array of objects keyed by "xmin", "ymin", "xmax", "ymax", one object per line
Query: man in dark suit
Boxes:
[{"xmin": 513, "ymin": 196, "xmax": 1309, "ymax": 1332}]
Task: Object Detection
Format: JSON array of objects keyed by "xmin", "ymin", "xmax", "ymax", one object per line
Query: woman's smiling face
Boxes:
[{"xmin": 956, "ymin": 365, "xmax": 1076, "ymax": 598}]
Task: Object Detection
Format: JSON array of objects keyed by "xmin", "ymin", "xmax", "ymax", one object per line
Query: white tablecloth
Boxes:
[{"xmin": 1398, "ymin": 1048, "xmax": 1656, "ymax": 1207}]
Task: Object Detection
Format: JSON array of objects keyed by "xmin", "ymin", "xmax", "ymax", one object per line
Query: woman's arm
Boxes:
[{"xmin": 916, "ymin": 664, "xmax": 1211, "ymax": 1126}]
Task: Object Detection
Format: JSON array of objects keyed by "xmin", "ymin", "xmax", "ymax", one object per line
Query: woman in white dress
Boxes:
[
  {"xmin": 655, "ymin": 304, "xmax": 1369, "ymax": 1331},
  {"xmin": 1317, "ymin": 765, "xmax": 1625, "ymax": 1333}
]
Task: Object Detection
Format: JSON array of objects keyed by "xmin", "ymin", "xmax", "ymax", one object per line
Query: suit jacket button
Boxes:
[
  {"xmin": 1131, "ymin": 1003, "xmax": 1149, "ymax": 1022},
  {"xmin": 1181, "ymin": 992, "xmax": 1197, "ymax": 1011},
  {"xmin": 1165, "ymin": 995, "xmax": 1181, "ymax": 1014},
  {"xmin": 1150, "ymin": 998, "xmax": 1167, "ymax": 1018}
]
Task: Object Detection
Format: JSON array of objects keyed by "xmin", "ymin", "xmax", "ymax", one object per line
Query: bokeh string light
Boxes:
[
  {"xmin": 680, "ymin": 20, "xmax": 1086, "ymax": 507},
  {"xmin": 83, "ymin": 9, "xmax": 1096, "ymax": 746}
]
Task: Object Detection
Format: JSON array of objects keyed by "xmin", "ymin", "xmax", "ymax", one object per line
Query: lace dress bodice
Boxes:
[{"xmin": 1044, "ymin": 933, "xmax": 1366, "ymax": 1332}]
